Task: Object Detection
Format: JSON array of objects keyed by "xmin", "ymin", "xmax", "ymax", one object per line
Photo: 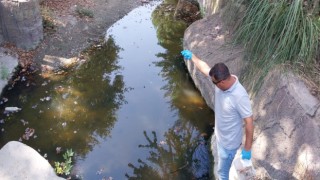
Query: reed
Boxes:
[{"xmin": 233, "ymin": 0, "xmax": 320, "ymax": 91}]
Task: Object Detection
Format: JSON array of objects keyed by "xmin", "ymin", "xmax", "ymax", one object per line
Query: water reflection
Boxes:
[
  {"xmin": 0, "ymin": 37, "xmax": 128, "ymax": 160},
  {"xmin": 126, "ymin": 1, "xmax": 213, "ymax": 179},
  {"xmin": 126, "ymin": 125, "xmax": 197, "ymax": 179},
  {"xmin": 0, "ymin": 1, "xmax": 214, "ymax": 179},
  {"xmin": 153, "ymin": 0, "xmax": 214, "ymax": 130}
]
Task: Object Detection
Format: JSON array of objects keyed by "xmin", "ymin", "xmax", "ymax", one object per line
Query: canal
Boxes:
[{"xmin": 0, "ymin": 1, "xmax": 214, "ymax": 179}]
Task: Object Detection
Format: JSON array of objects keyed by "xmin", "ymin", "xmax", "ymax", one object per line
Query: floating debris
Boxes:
[
  {"xmin": 62, "ymin": 93, "xmax": 69, "ymax": 99},
  {"xmin": 159, "ymin": 140, "xmax": 166, "ymax": 145},
  {"xmin": 62, "ymin": 122, "xmax": 67, "ymax": 127},
  {"xmin": 102, "ymin": 72, "xmax": 108, "ymax": 80},
  {"xmin": 4, "ymin": 107, "xmax": 21, "ymax": 112},
  {"xmin": 56, "ymin": 85, "xmax": 64, "ymax": 92},
  {"xmin": 41, "ymin": 81, "xmax": 48, "ymax": 86},
  {"xmin": 96, "ymin": 168, "xmax": 105, "ymax": 175},
  {"xmin": 21, "ymin": 76, "xmax": 26, "ymax": 82},
  {"xmin": 0, "ymin": 97, "xmax": 8, "ymax": 105},
  {"xmin": 0, "ymin": 119, "xmax": 4, "ymax": 124},
  {"xmin": 31, "ymin": 104, "xmax": 38, "ymax": 109},
  {"xmin": 22, "ymin": 127, "xmax": 35, "ymax": 140},
  {"xmin": 56, "ymin": 147, "xmax": 62, "ymax": 154},
  {"xmin": 20, "ymin": 119, "xmax": 29, "ymax": 126},
  {"xmin": 40, "ymin": 96, "xmax": 51, "ymax": 101}
]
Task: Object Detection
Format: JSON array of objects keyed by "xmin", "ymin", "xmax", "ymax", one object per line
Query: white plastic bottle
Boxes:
[{"xmin": 5, "ymin": 107, "xmax": 21, "ymax": 112}]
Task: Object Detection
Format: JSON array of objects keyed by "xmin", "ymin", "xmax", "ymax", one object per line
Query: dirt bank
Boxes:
[{"xmin": 3, "ymin": 0, "xmax": 147, "ymax": 73}]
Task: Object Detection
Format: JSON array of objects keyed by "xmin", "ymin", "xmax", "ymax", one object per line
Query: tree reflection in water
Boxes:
[
  {"xmin": 126, "ymin": 1, "xmax": 213, "ymax": 179},
  {"xmin": 68, "ymin": 37, "xmax": 128, "ymax": 157},
  {"xmin": 126, "ymin": 121, "xmax": 198, "ymax": 179},
  {"xmin": 0, "ymin": 37, "xmax": 129, "ymax": 163}
]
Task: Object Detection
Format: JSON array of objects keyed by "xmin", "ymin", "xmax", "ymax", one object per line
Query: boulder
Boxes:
[
  {"xmin": 0, "ymin": 47, "xmax": 19, "ymax": 92},
  {"xmin": 0, "ymin": 141, "xmax": 65, "ymax": 180},
  {"xmin": 0, "ymin": 0, "xmax": 43, "ymax": 50}
]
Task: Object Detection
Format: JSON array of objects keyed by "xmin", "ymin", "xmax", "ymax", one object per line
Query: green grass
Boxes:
[
  {"xmin": 233, "ymin": 0, "xmax": 320, "ymax": 92},
  {"xmin": 41, "ymin": 6, "xmax": 56, "ymax": 33},
  {"xmin": 54, "ymin": 149, "xmax": 74, "ymax": 176},
  {"xmin": 0, "ymin": 65, "xmax": 9, "ymax": 80},
  {"xmin": 76, "ymin": 7, "xmax": 94, "ymax": 18}
]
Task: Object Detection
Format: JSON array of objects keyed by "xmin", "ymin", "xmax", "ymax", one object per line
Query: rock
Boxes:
[
  {"xmin": 0, "ymin": 141, "xmax": 65, "ymax": 180},
  {"xmin": 192, "ymin": 136, "xmax": 210, "ymax": 178},
  {"xmin": 0, "ymin": 47, "xmax": 19, "ymax": 92},
  {"xmin": 183, "ymin": 5, "xmax": 320, "ymax": 180},
  {"xmin": 174, "ymin": 0, "xmax": 201, "ymax": 24},
  {"xmin": 0, "ymin": 0, "xmax": 43, "ymax": 50}
]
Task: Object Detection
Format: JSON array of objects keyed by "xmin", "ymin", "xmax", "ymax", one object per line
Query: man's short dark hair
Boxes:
[{"xmin": 209, "ymin": 63, "xmax": 230, "ymax": 81}]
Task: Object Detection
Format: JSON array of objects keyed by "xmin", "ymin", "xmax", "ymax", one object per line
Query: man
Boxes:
[{"xmin": 181, "ymin": 50, "xmax": 254, "ymax": 180}]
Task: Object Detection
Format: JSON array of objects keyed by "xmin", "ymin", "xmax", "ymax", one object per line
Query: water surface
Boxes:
[{"xmin": 0, "ymin": 1, "xmax": 214, "ymax": 179}]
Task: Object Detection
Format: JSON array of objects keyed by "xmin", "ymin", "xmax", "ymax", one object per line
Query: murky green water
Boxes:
[{"xmin": 0, "ymin": 1, "xmax": 214, "ymax": 179}]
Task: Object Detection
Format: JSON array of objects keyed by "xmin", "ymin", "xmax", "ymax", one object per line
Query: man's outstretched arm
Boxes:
[{"xmin": 181, "ymin": 50, "xmax": 211, "ymax": 77}]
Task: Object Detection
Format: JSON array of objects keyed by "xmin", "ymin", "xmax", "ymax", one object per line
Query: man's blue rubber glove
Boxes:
[
  {"xmin": 181, "ymin": 50, "xmax": 192, "ymax": 60},
  {"xmin": 241, "ymin": 149, "xmax": 251, "ymax": 160}
]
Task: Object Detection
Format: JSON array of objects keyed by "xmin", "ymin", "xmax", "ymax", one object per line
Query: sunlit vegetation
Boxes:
[
  {"xmin": 0, "ymin": 65, "xmax": 9, "ymax": 80},
  {"xmin": 40, "ymin": 5, "xmax": 56, "ymax": 33},
  {"xmin": 54, "ymin": 149, "xmax": 74, "ymax": 176},
  {"xmin": 76, "ymin": 6, "xmax": 94, "ymax": 18},
  {"xmin": 231, "ymin": 0, "xmax": 320, "ymax": 91}
]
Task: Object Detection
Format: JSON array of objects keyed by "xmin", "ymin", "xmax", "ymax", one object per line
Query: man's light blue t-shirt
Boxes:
[{"xmin": 214, "ymin": 75, "xmax": 252, "ymax": 150}]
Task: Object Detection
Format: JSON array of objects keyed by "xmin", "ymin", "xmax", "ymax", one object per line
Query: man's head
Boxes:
[{"xmin": 209, "ymin": 63, "xmax": 231, "ymax": 90}]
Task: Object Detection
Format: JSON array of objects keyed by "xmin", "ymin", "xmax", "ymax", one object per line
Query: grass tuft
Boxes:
[
  {"xmin": 0, "ymin": 65, "xmax": 9, "ymax": 80},
  {"xmin": 76, "ymin": 7, "xmax": 94, "ymax": 18},
  {"xmin": 233, "ymin": 0, "xmax": 320, "ymax": 92},
  {"xmin": 41, "ymin": 6, "xmax": 56, "ymax": 33}
]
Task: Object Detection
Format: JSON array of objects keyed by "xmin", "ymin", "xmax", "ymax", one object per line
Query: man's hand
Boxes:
[
  {"xmin": 241, "ymin": 149, "xmax": 251, "ymax": 160},
  {"xmin": 181, "ymin": 50, "xmax": 192, "ymax": 60}
]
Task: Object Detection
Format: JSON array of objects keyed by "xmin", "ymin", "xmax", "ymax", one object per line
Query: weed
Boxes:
[
  {"xmin": 0, "ymin": 65, "xmax": 9, "ymax": 80},
  {"xmin": 54, "ymin": 149, "xmax": 74, "ymax": 176},
  {"xmin": 76, "ymin": 7, "xmax": 94, "ymax": 18},
  {"xmin": 41, "ymin": 6, "xmax": 56, "ymax": 33},
  {"xmin": 233, "ymin": 0, "xmax": 320, "ymax": 92}
]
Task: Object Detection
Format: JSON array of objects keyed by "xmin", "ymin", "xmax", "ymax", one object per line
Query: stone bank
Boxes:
[{"xmin": 182, "ymin": 0, "xmax": 320, "ymax": 179}]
